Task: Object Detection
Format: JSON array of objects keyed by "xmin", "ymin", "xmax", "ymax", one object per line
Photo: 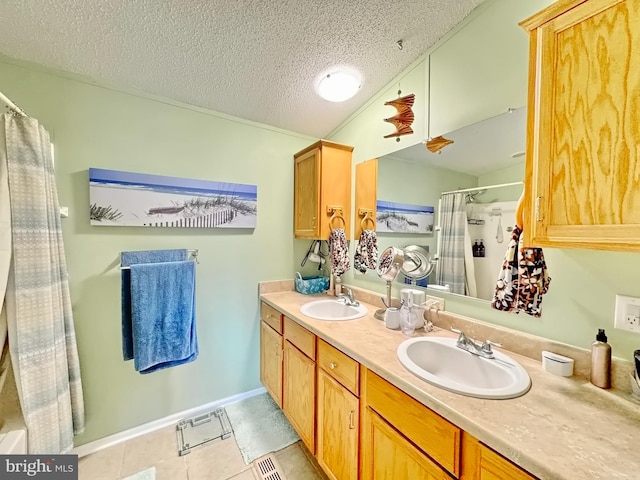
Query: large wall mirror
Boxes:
[{"xmin": 363, "ymin": 106, "xmax": 526, "ymax": 303}]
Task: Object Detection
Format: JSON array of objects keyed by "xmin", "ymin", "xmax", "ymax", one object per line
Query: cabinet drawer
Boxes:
[
  {"xmin": 318, "ymin": 339, "xmax": 359, "ymax": 396},
  {"xmin": 364, "ymin": 369, "xmax": 460, "ymax": 477},
  {"xmin": 261, "ymin": 302, "xmax": 282, "ymax": 333},
  {"xmin": 284, "ymin": 316, "xmax": 316, "ymax": 360}
]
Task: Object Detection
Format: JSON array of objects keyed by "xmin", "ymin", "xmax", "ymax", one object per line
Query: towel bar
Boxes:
[{"xmin": 119, "ymin": 249, "xmax": 199, "ymax": 270}]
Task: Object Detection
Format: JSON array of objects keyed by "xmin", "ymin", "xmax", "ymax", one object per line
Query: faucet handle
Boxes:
[
  {"xmin": 450, "ymin": 327, "xmax": 468, "ymax": 343},
  {"xmin": 480, "ymin": 340, "xmax": 502, "ymax": 357}
]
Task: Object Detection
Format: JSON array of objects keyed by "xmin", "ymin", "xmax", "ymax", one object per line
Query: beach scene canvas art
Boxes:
[
  {"xmin": 376, "ymin": 200, "xmax": 434, "ymax": 234},
  {"xmin": 89, "ymin": 168, "xmax": 257, "ymax": 228}
]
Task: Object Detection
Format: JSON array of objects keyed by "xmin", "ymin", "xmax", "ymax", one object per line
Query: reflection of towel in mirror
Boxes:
[
  {"xmin": 329, "ymin": 228, "xmax": 350, "ymax": 277},
  {"xmin": 354, "ymin": 229, "xmax": 378, "ymax": 274},
  {"xmin": 491, "ymin": 226, "xmax": 551, "ymax": 317}
]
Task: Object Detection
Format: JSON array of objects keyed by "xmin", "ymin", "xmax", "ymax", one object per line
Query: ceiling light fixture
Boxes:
[{"xmin": 316, "ymin": 71, "xmax": 361, "ymax": 102}]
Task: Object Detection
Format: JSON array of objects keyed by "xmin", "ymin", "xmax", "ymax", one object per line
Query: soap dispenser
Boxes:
[{"xmin": 590, "ymin": 329, "xmax": 611, "ymax": 389}]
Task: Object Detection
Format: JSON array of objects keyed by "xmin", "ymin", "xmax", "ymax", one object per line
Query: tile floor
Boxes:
[{"xmin": 78, "ymin": 425, "xmax": 328, "ymax": 480}]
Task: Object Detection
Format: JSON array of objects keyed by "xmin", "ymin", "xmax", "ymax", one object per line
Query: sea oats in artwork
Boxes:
[
  {"xmin": 376, "ymin": 200, "xmax": 434, "ymax": 234},
  {"xmin": 89, "ymin": 168, "xmax": 257, "ymax": 228}
]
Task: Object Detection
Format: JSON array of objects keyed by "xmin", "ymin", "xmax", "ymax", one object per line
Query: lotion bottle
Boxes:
[{"xmin": 590, "ymin": 329, "xmax": 611, "ymax": 389}]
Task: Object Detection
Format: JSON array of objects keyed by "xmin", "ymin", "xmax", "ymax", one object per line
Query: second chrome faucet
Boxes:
[{"xmin": 451, "ymin": 327, "xmax": 502, "ymax": 359}]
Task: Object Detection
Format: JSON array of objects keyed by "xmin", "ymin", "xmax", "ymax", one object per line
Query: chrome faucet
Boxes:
[
  {"xmin": 338, "ymin": 287, "xmax": 360, "ymax": 307},
  {"xmin": 451, "ymin": 327, "xmax": 501, "ymax": 359}
]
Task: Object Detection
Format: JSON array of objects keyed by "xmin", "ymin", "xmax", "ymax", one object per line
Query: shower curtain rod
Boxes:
[
  {"xmin": 0, "ymin": 90, "xmax": 27, "ymax": 117},
  {"xmin": 440, "ymin": 181, "xmax": 523, "ymax": 196}
]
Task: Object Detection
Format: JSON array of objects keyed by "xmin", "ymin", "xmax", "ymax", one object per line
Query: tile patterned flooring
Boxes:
[{"xmin": 78, "ymin": 425, "xmax": 328, "ymax": 480}]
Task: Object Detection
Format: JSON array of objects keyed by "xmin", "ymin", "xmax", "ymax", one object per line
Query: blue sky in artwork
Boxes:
[
  {"xmin": 377, "ymin": 200, "xmax": 434, "ymax": 214},
  {"xmin": 89, "ymin": 168, "xmax": 257, "ymax": 199}
]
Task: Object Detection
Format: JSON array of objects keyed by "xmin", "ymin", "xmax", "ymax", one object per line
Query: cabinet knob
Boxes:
[{"xmin": 329, "ymin": 362, "xmax": 337, "ymax": 369}]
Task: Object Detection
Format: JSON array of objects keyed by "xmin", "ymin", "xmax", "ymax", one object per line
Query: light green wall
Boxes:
[
  {"xmin": 477, "ymin": 162, "xmax": 524, "ymax": 203},
  {"xmin": 0, "ymin": 59, "xmax": 313, "ymax": 444},
  {"xmin": 329, "ymin": 8, "xmax": 640, "ymax": 362}
]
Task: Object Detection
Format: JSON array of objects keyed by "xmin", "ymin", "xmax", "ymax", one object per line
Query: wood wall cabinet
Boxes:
[
  {"xmin": 294, "ymin": 140, "xmax": 353, "ymax": 240},
  {"xmin": 316, "ymin": 340, "xmax": 360, "ymax": 480},
  {"xmin": 354, "ymin": 158, "xmax": 378, "ymax": 240},
  {"xmin": 282, "ymin": 317, "xmax": 317, "ymax": 453},
  {"xmin": 259, "ymin": 303, "xmax": 283, "ymax": 407},
  {"xmin": 521, "ymin": 0, "xmax": 640, "ymax": 251}
]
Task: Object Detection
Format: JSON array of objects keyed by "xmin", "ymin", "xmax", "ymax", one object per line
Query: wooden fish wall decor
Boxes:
[{"xmin": 383, "ymin": 93, "xmax": 415, "ymax": 139}]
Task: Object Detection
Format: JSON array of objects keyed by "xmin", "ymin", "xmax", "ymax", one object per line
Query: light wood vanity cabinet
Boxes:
[
  {"xmin": 282, "ymin": 316, "xmax": 317, "ymax": 453},
  {"xmin": 259, "ymin": 303, "xmax": 283, "ymax": 407},
  {"xmin": 461, "ymin": 433, "xmax": 537, "ymax": 480},
  {"xmin": 521, "ymin": 0, "xmax": 640, "ymax": 251},
  {"xmin": 361, "ymin": 368, "xmax": 460, "ymax": 478},
  {"xmin": 316, "ymin": 340, "xmax": 360, "ymax": 480},
  {"xmin": 259, "ymin": 302, "xmax": 538, "ymax": 480},
  {"xmin": 294, "ymin": 140, "xmax": 353, "ymax": 240}
]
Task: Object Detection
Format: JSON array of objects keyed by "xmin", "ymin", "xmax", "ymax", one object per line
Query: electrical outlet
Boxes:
[{"xmin": 614, "ymin": 295, "xmax": 640, "ymax": 333}]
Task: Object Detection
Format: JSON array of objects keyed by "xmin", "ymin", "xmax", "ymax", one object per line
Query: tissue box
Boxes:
[{"xmin": 295, "ymin": 275, "xmax": 330, "ymax": 295}]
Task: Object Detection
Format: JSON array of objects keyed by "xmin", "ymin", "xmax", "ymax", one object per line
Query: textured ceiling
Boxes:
[{"xmin": 0, "ymin": 0, "xmax": 482, "ymax": 137}]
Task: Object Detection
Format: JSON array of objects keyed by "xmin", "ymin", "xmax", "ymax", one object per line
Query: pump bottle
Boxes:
[{"xmin": 590, "ymin": 329, "xmax": 611, "ymax": 389}]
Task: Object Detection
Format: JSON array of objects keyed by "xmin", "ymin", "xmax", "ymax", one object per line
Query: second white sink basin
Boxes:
[
  {"xmin": 397, "ymin": 337, "xmax": 531, "ymax": 399},
  {"xmin": 300, "ymin": 299, "xmax": 368, "ymax": 321}
]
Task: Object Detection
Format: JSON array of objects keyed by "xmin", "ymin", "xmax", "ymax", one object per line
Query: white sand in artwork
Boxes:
[
  {"xmin": 376, "ymin": 212, "xmax": 434, "ymax": 234},
  {"xmin": 90, "ymin": 184, "xmax": 256, "ymax": 228}
]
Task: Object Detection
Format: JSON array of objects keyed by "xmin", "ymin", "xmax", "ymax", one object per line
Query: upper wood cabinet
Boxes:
[
  {"xmin": 521, "ymin": 0, "xmax": 640, "ymax": 251},
  {"xmin": 354, "ymin": 158, "xmax": 378, "ymax": 240},
  {"xmin": 294, "ymin": 140, "xmax": 353, "ymax": 240},
  {"xmin": 428, "ymin": 0, "xmax": 554, "ymax": 138}
]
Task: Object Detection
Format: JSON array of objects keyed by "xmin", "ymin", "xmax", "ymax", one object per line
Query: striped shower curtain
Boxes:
[
  {"xmin": 0, "ymin": 113, "xmax": 85, "ymax": 453},
  {"xmin": 436, "ymin": 193, "xmax": 476, "ymax": 296}
]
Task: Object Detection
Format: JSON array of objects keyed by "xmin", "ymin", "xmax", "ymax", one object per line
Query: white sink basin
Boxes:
[
  {"xmin": 397, "ymin": 337, "xmax": 531, "ymax": 399},
  {"xmin": 300, "ymin": 299, "xmax": 368, "ymax": 321}
]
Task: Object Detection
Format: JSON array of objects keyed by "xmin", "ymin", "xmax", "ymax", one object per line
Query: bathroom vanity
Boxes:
[{"xmin": 259, "ymin": 287, "xmax": 640, "ymax": 480}]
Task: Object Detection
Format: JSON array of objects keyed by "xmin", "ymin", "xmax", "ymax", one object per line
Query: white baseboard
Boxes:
[{"xmin": 72, "ymin": 386, "xmax": 267, "ymax": 458}]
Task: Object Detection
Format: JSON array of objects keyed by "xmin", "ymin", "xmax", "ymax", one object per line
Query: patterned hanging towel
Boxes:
[
  {"xmin": 491, "ymin": 226, "xmax": 521, "ymax": 313},
  {"xmin": 516, "ymin": 246, "xmax": 551, "ymax": 317},
  {"xmin": 329, "ymin": 227, "xmax": 350, "ymax": 277},
  {"xmin": 354, "ymin": 229, "xmax": 378, "ymax": 274},
  {"xmin": 491, "ymin": 226, "xmax": 551, "ymax": 317}
]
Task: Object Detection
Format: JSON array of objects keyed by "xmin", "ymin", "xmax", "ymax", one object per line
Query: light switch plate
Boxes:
[{"xmin": 614, "ymin": 294, "xmax": 640, "ymax": 333}]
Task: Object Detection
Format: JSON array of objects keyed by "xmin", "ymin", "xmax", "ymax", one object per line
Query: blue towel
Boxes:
[
  {"xmin": 121, "ymin": 249, "xmax": 188, "ymax": 360},
  {"xmin": 129, "ymin": 260, "xmax": 198, "ymax": 373}
]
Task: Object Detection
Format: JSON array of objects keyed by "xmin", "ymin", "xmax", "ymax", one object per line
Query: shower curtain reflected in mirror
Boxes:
[{"xmin": 436, "ymin": 193, "xmax": 477, "ymax": 296}]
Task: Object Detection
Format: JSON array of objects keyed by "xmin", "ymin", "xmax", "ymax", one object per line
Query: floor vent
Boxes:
[{"xmin": 253, "ymin": 454, "xmax": 286, "ymax": 480}]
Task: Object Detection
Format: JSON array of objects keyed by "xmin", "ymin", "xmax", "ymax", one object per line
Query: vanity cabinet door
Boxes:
[
  {"xmin": 361, "ymin": 407, "xmax": 449, "ymax": 480},
  {"xmin": 461, "ymin": 432, "xmax": 536, "ymax": 480},
  {"xmin": 316, "ymin": 369, "xmax": 359, "ymax": 480},
  {"xmin": 428, "ymin": 0, "xmax": 553, "ymax": 138},
  {"xmin": 521, "ymin": 0, "xmax": 640, "ymax": 251},
  {"xmin": 283, "ymin": 340, "xmax": 316, "ymax": 453},
  {"xmin": 260, "ymin": 321, "xmax": 283, "ymax": 407}
]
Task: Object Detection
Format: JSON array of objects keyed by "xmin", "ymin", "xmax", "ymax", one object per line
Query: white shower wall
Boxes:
[{"xmin": 466, "ymin": 201, "xmax": 517, "ymax": 301}]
